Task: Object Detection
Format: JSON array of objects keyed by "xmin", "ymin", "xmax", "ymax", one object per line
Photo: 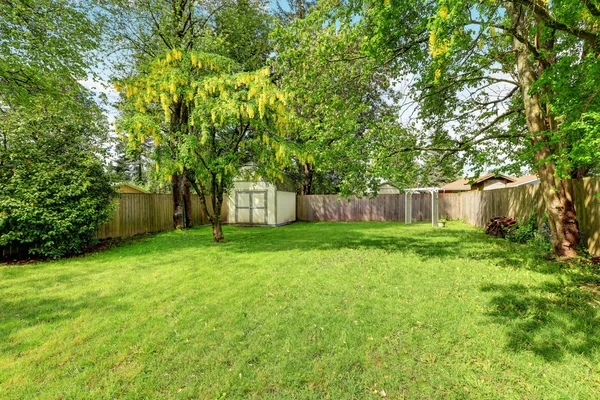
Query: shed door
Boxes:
[{"xmin": 236, "ymin": 191, "xmax": 267, "ymax": 224}]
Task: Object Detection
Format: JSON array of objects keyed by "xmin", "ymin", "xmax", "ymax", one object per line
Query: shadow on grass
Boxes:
[
  {"xmin": 5, "ymin": 221, "xmax": 600, "ymax": 363},
  {"xmin": 115, "ymin": 222, "xmax": 547, "ymax": 266},
  {"xmin": 226, "ymin": 222, "xmax": 600, "ymax": 362},
  {"xmin": 481, "ymin": 262, "xmax": 600, "ymax": 361},
  {"xmin": 0, "ymin": 291, "xmax": 130, "ymax": 357}
]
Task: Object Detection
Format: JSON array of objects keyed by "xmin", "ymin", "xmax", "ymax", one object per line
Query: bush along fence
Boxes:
[
  {"xmin": 1, "ymin": 193, "xmax": 229, "ymax": 259},
  {"xmin": 297, "ymin": 177, "xmax": 600, "ymax": 255},
  {"xmin": 439, "ymin": 178, "xmax": 600, "ymax": 255}
]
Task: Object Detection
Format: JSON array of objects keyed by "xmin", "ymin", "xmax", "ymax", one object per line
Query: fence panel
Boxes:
[
  {"xmin": 439, "ymin": 179, "xmax": 600, "ymax": 255},
  {"xmin": 4, "ymin": 179, "xmax": 600, "ymax": 258},
  {"xmin": 297, "ymin": 194, "xmax": 432, "ymax": 222},
  {"xmin": 574, "ymin": 178, "xmax": 600, "ymax": 255},
  {"xmin": 97, "ymin": 193, "xmax": 228, "ymax": 239},
  {"xmin": 298, "ymin": 179, "xmax": 600, "ymax": 255}
]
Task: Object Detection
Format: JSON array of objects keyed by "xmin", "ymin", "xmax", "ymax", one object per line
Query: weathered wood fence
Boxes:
[
  {"xmin": 296, "ymin": 177, "xmax": 600, "ymax": 255},
  {"xmin": 3, "ymin": 178, "xmax": 599, "ymax": 258},
  {"xmin": 439, "ymin": 178, "xmax": 600, "ymax": 255},
  {"xmin": 97, "ymin": 193, "xmax": 228, "ymax": 239},
  {"xmin": 297, "ymin": 194, "xmax": 432, "ymax": 222},
  {"xmin": 1, "ymin": 193, "xmax": 228, "ymax": 258}
]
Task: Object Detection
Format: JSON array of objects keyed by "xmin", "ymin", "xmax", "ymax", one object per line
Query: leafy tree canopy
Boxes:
[
  {"xmin": 0, "ymin": 92, "xmax": 115, "ymax": 258},
  {"xmin": 116, "ymin": 48, "xmax": 297, "ymax": 240},
  {"xmin": 272, "ymin": 0, "xmax": 463, "ymax": 195},
  {"xmin": 292, "ymin": 0, "xmax": 600, "ymax": 256},
  {"xmin": 0, "ymin": 0, "xmax": 103, "ymax": 107}
]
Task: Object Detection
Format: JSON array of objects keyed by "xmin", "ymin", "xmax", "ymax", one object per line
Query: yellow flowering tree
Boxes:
[{"xmin": 116, "ymin": 48, "xmax": 295, "ymax": 242}]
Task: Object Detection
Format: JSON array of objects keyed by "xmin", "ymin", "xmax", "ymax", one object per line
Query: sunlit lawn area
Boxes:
[{"xmin": 2, "ymin": 222, "xmax": 600, "ymax": 399}]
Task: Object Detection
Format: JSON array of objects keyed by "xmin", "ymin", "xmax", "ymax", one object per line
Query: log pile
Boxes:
[{"xmin": 485, "ymin": 216, "xmax": 517, "ymax": 238}]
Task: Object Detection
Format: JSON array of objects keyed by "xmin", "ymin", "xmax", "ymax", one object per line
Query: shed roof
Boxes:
[{"xmin": 234, "ymin": 167, "xmax": 297, "ymax": 192}]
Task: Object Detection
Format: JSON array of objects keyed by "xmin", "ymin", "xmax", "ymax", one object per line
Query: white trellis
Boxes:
[{"xmin": 404, "ymin": 187, "xmax": 440, "ymax": 227}]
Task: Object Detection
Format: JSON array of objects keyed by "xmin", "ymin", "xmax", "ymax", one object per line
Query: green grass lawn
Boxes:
[{"xmin": 2, "ymin": 222, "xmax": 600, "ymax": 399}]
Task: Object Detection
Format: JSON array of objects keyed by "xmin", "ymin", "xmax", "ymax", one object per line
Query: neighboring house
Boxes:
[
  {"xmin": 470, "ymin": 174, "xmax": 516, "ymax": 191},
  {"xmin": 377, "ymin": 182, "xmax": 401, "ymax": 194},
  {"xmin": 506, "ymin": 174, "xmax": 540, "ymax": 188},
  {"xmin": 439, "ymin": 179, "xmax": 471, "ymax": 193},
  {"xmin": 115, "ymin": 183, "xmax": 150, "ymax": 194},
  {"xmin": 440, "ymin": 174, "xmax": 539, "ymax": 192}
]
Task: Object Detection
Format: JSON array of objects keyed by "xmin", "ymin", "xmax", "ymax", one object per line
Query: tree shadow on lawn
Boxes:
[
  {"xmin": 225, "ymin": 223, "xmax": 600, "ymax": 362},
  {"xmin": 481, "ymin": 262, "xmax": 600, "ymax": 362},
  {"xmin": 0, "ymin": 290, "xmax": 131, "ymax": 359},
  {"xmin": 134, "ymin": 222, "xmax": 545, "ymax": 266}
]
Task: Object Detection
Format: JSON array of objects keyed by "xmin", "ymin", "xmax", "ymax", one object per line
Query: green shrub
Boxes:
[
  {"xmin": 506, "ymin": 213, "xmax": 552, "ymax": 251},
  {"xmin": 0, "ymin": 94, "xmax": 116, "ymax": 259},
  {"xmin": 0, "ymin": 153, "xmax": 116, "ymax": 258}
]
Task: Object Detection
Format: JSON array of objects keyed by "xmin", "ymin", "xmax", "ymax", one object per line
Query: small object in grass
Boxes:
[
  {"xmin": 379, "ymin": 389, "xmax": 387, "ymax": 397},
  {"xmin": 485, "ymin": 216, "xmax": 516, "ymax": 238}
]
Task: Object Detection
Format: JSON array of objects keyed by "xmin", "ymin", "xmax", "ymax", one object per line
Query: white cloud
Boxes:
[{"xmin": 79, "ymin": 78, "xmax": 120, "ymax": 125}]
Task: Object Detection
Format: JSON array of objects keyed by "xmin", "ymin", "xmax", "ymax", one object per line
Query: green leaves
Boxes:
[
  {"xmin": 272, "ymin": 0, "xmax": 458, "ymax": 194},
  {"xmin": 0, "ymin": 0, "xmax": 115, "ymax": 257},
  {"xmin": 0, "ymin": 0, "xmax": 102, "ymax": 107},
  {"xmin": 116, "ymin": 48, "xmax": 295, "ymax": 184},
  {"xmin": 0, "ymin": 94, "xmax": 116, "ymax": 258}
]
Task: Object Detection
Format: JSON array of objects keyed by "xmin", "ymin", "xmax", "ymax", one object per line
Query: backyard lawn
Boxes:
[{"xmin": 2, "ymin": 222, "xmax": 600, "ymax": 399}]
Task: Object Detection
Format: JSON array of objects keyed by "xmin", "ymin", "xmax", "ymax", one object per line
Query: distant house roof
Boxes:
[
  {"xmin": 114, "ymin": 183, "xmax": 150, "ymax": 194},
  {"xmin": 378, "ymin": 181, "xmax": 401, "ymax": 190},
  {"xmin": 506, "ymin": 174, "xmax": 539, "ymax": 187},
  {"xmin": 440, "ymin": 178, "xmax": 471, "ymax": 191},
  {"xmin": 378, "ymin": 181, "xmax": 396, "ymax": 186},
  {"xmin": 441, "ymin": 173, "xmax": 529, "ymax": 192},
  {"xmin": 472, "ymin": 173, "xmax": 516, "ymax": 184},
  {"xmin": 378, "ymin": 181, "xmax": 401, "ymax": 194}
]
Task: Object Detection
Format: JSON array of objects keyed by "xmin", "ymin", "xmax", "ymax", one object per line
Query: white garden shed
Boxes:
[{"xmin": 227, "ymin": 173, "xmax": 297, "ymax": 226}]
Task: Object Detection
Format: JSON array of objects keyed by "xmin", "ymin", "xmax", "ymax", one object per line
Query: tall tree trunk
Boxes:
[
  {"xmin": 303, "ymin": 163, "xmax": 313, "ymax": 195},
  {"xmin": 136, "ymin": 157, "xmax": 143, "ymax": 183},
  {"xmin": 509, "ymin": 3, "xmax": 580, "ymax": 258},
  {"xmin": 210, "ymin": 172, "xmax": 225, "ymax": 242},
  {"xmin": 183, "ymin": 175, "xmax": 192, "ymax": 228},
  {"xmin": 211, "ymin": 213, "xmax": 224, "ymax": 242},
  {"xmin": 298, "ymin": 162, "xmax": 314, "ymax": 195},
  {"xmin": 186, "ymin": 172, "xmax": 225, "ymax": 242},
  {"xmin": 172, "ymin": 173, "xmax": 185, "ymax": 229}
]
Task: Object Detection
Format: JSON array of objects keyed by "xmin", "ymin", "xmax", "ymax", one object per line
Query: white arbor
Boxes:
[{"xmin": 404, "ymin": 188, "xmax": 440, "ymax": 227}]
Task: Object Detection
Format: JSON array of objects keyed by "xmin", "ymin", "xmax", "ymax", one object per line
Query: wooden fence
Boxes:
[
  {"xmin": 1, "ymin": 193, "xmax": 228, "ymax": 259},
  {"xmin": 97, "ymin": 193, "xmax": 228, "ymax": 239},
  {"xmin": 3, "ymin": 178, "xmax": 599, "ymax": 258},
  {"xmin": 296, "ymin": 177, "xmax": 600, "ymax": 255},
  {"xmin": 297, "ymin": 194, "xmax": 432, "ymax": 222},
  {"xmin": 439, "ymin": 177, "xmax": 600, "ymax": 255}
]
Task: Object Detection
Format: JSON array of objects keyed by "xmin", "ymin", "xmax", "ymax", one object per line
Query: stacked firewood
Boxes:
[{"xmin": 485, "ymin": 216, "xmax": 517, "ymax": 238}]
